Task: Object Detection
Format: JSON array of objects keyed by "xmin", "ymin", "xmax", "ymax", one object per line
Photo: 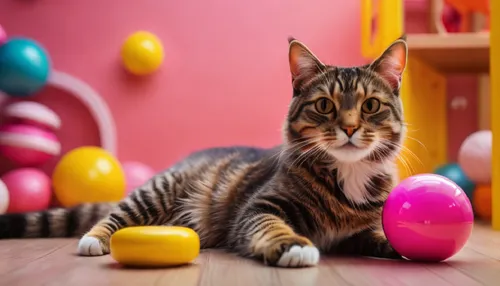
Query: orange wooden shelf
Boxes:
[{"xmin": 407, "ymin": 32, "xmax": 490, "ymax": 73}]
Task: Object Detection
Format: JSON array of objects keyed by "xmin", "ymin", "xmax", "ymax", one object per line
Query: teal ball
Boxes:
[
  {"xmin": 0, "ymin": 37, "xmax": 51, "ymax": 97},
  {"xmin": 434, "ymin": 163, "xmax": 475, "ymax": 200}
]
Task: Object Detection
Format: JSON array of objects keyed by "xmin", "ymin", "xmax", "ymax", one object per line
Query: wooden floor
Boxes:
[{"xmin": 1, "ymin": 222, "xmax": 500, "ymax": 286}]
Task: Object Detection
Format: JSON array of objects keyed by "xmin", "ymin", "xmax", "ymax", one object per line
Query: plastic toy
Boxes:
[
  {"xmin": 433, "ymin": 163, "xmax": 475, "ymax": 201},
  {"xmin": 3, "ymin": 101, "xmax": 61, "ymax": 130},
  {"xmin": 0, "ymin": 180, "xmax": 9, "ymax": 214},
  {"xmin": 473, "ymin": 184, "xmax": 491, "ymax": 220},
  {"xmin": 383, "ymin": 174, "xmax": 474, "ymax": 262},
  {"xmin": 122, "ymin": 161, "xmax": 156, "ymax": 195},
  {"xmin": 110, "ymin": 226, "xmax": 200, "ymax": 267},
  {"xmin": 1, "ymin": 168, "xmax": 51, "ymax": 213},
  {"xmin": 458, "ymin": 130, "xmax": 491, "ymax": 184},
  {"xmin": 52, "ymin": 146, "xmax": 126, "ymax": 207},
  {"xmin": 0, "ymin": 24, "xmax": 6, "ymax": 45},
  {"xmin": 0, "ymin": 124, "xmax": 61, "ymax": 166},
  {"xmin": 121, "ymin": 31, "xmax": 164, "ymax": 75},
  {"xmin": 0, "ymin": 37, "xmax": 51, "ymax": 96}
]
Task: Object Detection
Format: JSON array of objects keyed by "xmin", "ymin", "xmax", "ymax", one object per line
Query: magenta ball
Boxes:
[
  {"xmin": 122, "ymin": 161, "xmax": 155, "ymax": 194},
  {"xmin": 383, "ymin": 174, "xmax": 474, "ymax": 262},
  {"xmin": 1, "ymin": 168, "xmax": 52, "ymax": 213},
  {"xmin": 0, "ymin": 123, "xmax": 61, "ymax": 166}
]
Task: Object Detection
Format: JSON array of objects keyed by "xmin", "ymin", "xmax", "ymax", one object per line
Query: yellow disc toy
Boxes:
[
  {"xmin": 121, "ymin": 31, "xmax": 164, "ymax": 75},
  {"xmin": 52, "ymin": 146, "xmax": 126, "ymax": 207},
  {"xmin": 110, "ymin": 226, "xmax": 200, "ymax": 267}
]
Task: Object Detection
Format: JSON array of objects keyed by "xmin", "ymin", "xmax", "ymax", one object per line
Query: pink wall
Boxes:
[{"xmin": 0, "ymin": 0, "xmax": 364, "ymax": 172}]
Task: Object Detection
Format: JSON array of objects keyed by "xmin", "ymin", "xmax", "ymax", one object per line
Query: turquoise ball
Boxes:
[
  {"xmin": 434, "ymin": 163, "xmax": 475, "ymax": 200},
  {"xmin": 0, "ymin": 37, "xmax": 51, "ymax": 97}
]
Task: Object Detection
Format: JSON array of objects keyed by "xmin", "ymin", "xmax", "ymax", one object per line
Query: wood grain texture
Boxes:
[{"xmin": 0, "ymin": 222, "xmax": 499, "ymax": 286}]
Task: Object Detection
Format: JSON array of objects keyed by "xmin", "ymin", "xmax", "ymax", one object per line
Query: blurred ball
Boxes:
[
  {"xmin": 122, "ymin": 161, "xmax": 156, "ymax": 195},
  {"xmin": 3, "ymin": 101, "xmax": 61, "ymax": 131},
  {"xmin": 383, "ymin": 174, "xmax": 474, "ymax": 262},
  {"xmin": 473, "ymin": 184, "xmax": 491, "ymax": 220},
  {"xmin": 1, "ymin": 168, "xmax": 51, "ymax": 213},
  {"xmin": 0, "ymin": 24, "xmax": 6, "ymax": 45},
  {"xmin": 458, "ymin": 130, "xmax": 491, "ymax": 184},
  {"xmin": 52, "ymin": 146, "xmax": 126, "ymax": 207},
  {"xmin": 0, "ymin": 180, "xmax": 9, "ymax": 214},
  {"xmin": 121, "ymin": 31, "xmax": 164, "ymax": 75},
  {"xmin": 0, "ymin": 124, "xmax": 61, "ymax": 167},
  {"xmin": 434, "ymin": 163, "xmax": 475, "ymax": 201},
  {"xmin": 0, "ymin": 37, "xmax": 51, "ymax": 96}
]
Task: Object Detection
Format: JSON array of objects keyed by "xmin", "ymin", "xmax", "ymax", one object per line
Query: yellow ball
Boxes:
[
  {"xmin": 52, "ymin": 146, "xmax": 126, "ymax": 207},
  {"xmin": 110, "ymin": 226, "xmax": 200, "ymax": 267},
  {"xmin": 121, "ymin": 31, "xmax": 164, "ymax": 75}
]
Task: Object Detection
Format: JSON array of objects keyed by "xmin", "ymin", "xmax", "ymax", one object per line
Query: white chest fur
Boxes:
[{"xmin": 334, "ymin": 160, "xmax": 394, "ymax": 204}]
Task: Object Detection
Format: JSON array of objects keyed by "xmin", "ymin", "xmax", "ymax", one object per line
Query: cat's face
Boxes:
[{"xmin": 285, "ymin": 37, "xmax": 407, "ymax": 164}]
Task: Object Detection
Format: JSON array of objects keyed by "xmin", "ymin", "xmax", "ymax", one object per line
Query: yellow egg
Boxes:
[
  {"xmin": 110, "ymin": 226, "xmax": 200, "ymax": 267},
  {"xmin": 52, "ymin": 146, "xmax": 126, "ymax": 207},
  {"xmin": 121, "ymin": 31, "xmax": 164, "ymax": 75}
]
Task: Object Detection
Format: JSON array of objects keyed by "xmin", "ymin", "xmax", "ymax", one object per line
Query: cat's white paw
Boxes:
[
  {"xmin": 77, "ymin": 235, "xmax": 105, "ymax": 256},
  {"xmin": 277, "ymin": 245, "xmax": 320, "ymax": 267}
]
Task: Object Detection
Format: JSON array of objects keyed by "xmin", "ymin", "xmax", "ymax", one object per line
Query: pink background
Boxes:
[{"xmin": 0, "ymin": 0, "xmax": 478, "ymax": 175}]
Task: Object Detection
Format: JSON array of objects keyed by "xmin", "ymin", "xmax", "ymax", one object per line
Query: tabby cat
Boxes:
[{"xmin": 0, "ymin": 36, "xmax": 408, "ymax": 268}]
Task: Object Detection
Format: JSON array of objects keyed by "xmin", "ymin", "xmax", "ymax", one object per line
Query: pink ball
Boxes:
[
  {"xmin": 122, "ymin": 161, "xmax": 155, "ymax": 194},
  {"xmin": 3, "ymin": 101, "xmax": 61, "ymax": 131},
  {"xmin": 0, "ymin": 24, "xmax": 6, "ymax": 45},
  {"xmin": 1, "ymin": 168, "xmax": 52, "ymax": 213},
  {"xmin": 458, "ymin": 130, "xmax": 491, "ymax": 184},
  {"xmin": 0, "ymin": 124, "xmax": 61, "ymax": 167},
  {"xmin": 383, "ymin": 174, "xmax": 474, "ymax": 262}
]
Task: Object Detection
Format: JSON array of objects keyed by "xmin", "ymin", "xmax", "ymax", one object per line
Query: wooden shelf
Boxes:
[{"xmin": 407, "ymin": 33, "xmax": 490, "ymax": 73}]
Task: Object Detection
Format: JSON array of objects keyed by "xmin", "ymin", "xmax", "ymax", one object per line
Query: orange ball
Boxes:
[{"xmin": 473, "ymin": 184, "xmax": 491, "ymax": 220}]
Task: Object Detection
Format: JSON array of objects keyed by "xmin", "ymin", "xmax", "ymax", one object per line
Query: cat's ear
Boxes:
[
  {"xmin": 288, "ymin": 38, "xmax": 324, "ymax": 84},
  {"xmin": 369, "ymin": 37, "xmax": 408, "ymax": 92}
]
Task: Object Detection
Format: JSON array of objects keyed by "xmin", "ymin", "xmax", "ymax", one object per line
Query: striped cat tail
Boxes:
[{"xmin": 0, "ymin": 203, "xmax": 116, "ymax": 239}]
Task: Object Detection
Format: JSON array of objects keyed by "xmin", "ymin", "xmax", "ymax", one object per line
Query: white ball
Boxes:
[
  {"xmin": 0, "ymin": 179, "xmax": 9, "ymax": 214},
  {"xmin": 458, "ymin": 130, "xmax": 492, "ymax": 184}
]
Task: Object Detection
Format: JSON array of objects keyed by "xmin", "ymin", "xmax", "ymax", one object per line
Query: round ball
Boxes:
[
  {"xmin": 434, "ymin": 163, "xmax": 475, "ymax": 201},
  {"xmin": 52, "ymin": 146, "xmax": 126, "ymax": 207},
  {"xmin": 121, "ymin": 31, "xmax": 164, "ymax": 75},
  {"xmin": 110, "ymin": 226, "xmax": 200, "ymax": 267},
  {"xmin": 473, "ymin": 184, "xmax": 491, "ymax": 220},
  {"xmin": 0, "ymin": 37, "xmax": 51, "ymax": 97},
  {"xmin": 1, "ymin": 168, "xmax": 51, "ymax": 213},
  {"xmin": 4, "ymin": 101, "xmax": 61, "ymax": 131},
  {"xmin": 0, "ymin": 180, "xmax": 10, "ymax": 214},
  {"xmin": 458, "ymin": 130, "xmax": 492, "ymax": 184},
  {"xmin": 122, "ymin": 161, "xmax": 156, "ymax": 195},
  {"xmin": 0, "ymin": 124, "xmax": 61, "ymax": 167},
  {"xmin": 383, "ymin": 174, "xmax": 474, "ymax": 262},
  {"xmin": 0, "ymin": 25, "xmax": 6, "ymax": 45}
]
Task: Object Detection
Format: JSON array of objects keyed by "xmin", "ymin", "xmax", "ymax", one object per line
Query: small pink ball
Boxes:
[
  {"xmin": 0, "ymin": 24, "xmax": 6, "ymax": 45},
  {"xmin": 383, "ymin": 174, "xmax": 474, "ymax": 262},
  {"xmin": 3, "ymin": 101, "xmax": 61, "ymax": 131},
  {"xmin": 122, "ymin": 161, "xmax": 155, "ymax": 194},
  {"xmin": 0, "ymin": 124, "xmax": 61, "ymax": 167},
  {"xmin": 1, "ymin": 168, "xmax": 52, "ymax": 213},
  {"xmin": 458, "ymin": 130, "xmax": 491, "ymax": 184}
]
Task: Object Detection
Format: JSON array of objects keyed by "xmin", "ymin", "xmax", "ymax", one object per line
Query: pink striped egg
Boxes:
[
  {"xmin": 3, "ymin": 101, "xmax": 61, "ymax": 131},
  {"xmin": 0, "ymin": 124, "xmax": 61, "ymax": 167}
]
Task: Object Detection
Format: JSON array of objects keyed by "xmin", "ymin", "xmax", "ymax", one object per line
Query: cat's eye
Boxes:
[
  {"xmin": 315, "ymin": 98, "xmax": 335, "ymax": 114},
  {"xmin": 362, "ymin": 98, "xmax": 380, "ymax": 114}
]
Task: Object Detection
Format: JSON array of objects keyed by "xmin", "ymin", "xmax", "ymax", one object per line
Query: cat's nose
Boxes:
[{"xmin": 340, "ymin": 125, "xmax": 359, "ymax": 137}]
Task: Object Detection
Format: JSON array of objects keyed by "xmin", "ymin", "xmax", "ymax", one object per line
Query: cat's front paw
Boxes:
[
  {"xmin": 262, "ymin": 235, "xmax": 320, "ymax": 267},
  {"xmin": 77, "ymin": 235, "xmax": 109, "ymax": 256}
]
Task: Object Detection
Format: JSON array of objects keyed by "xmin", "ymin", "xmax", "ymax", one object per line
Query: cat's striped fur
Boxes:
[{"xmin": 0, "ymin": 36, "xmax": 408, "ymax": 267}]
